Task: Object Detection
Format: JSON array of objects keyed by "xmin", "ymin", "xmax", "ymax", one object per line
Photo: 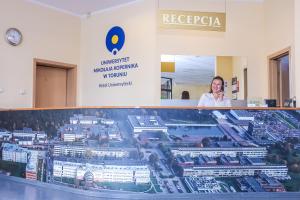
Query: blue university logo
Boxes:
[{"xmin": 105, "ymin": 26, "xmax": 125, "ymax": 55}]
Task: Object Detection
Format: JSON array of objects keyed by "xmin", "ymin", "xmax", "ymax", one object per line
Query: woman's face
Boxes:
[{"xmin": 211, "ymin": 79, "xmax": 223, "ymax": 93}]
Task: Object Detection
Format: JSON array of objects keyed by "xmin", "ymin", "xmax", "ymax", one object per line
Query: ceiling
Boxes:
[
  {"xmin": 161, "ymin": 55, "xmax": 216, "ymax": 85},
  {"xmin": 28, "ymin": 0, "xmax": 138, "ymax": 16},
  {"xmin": 27, "ymin": 0, "xmax": 264, "ymax": 17}
]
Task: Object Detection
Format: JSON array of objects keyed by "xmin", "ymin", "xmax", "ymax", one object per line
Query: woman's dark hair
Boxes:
[
  {"xmin": 209, "ymin": 76, "xmax": 224, "ymax": 93},
  {"xmin": 181, "ymin": 91, "xmax": 190, "ymax": 99}
]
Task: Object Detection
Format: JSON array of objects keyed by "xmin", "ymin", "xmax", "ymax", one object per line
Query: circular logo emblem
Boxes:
[{"xmin": 105, "ymin": 26, "xmax": 125, "ymax": 55}]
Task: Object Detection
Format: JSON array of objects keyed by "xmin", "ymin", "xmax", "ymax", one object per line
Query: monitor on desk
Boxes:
[{"xmin": 265, "ymin": 99, "xmax": 277, "ymax": 107}]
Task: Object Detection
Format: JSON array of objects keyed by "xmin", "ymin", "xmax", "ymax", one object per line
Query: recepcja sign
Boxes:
[{"xmin": 159, "ymin": 10, "xmax": 226, "ymax": 32}]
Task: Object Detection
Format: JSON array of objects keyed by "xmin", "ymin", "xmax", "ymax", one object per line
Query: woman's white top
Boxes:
[{"xmin": 198, "ymin": 93, "xmax": 231, "ymax": 107}]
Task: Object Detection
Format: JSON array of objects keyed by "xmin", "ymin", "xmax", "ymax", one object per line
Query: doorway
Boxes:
[
  {"xmin": 33, "ymin": 59, "xmax": 77, "ymax": 108},
  {"xmin": 243, "ymin": 68, "xmax": 248, "ymax": 100},
  {"xmin": 268, "ymin": 48, "xmax": 290, "ymax": 107}
]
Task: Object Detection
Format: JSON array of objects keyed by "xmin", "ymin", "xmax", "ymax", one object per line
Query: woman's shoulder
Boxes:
[
  {"xmin": 198, "ymin": 93, "xmax": 212, "ymax": 106},
  {"xmin": 201, "ymin": 93, "xmax": 212, "ymax": 98}
]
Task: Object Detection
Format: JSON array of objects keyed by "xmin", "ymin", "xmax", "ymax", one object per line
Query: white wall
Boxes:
[
  {"xmin": 158, "ymin": 0, "xmax": 266, "ymax": 100},
  {"xmin": 264, "ymin": 0, "xmax": 294, "ymax": 54},
  {"xmin": 264, "ymin": 0, "xmax": 295, "ymax": 99},
  {"xmin": 0, "ymin": 0, "xmax": 80, "ymax": 108},
  {"xmin": 295, "ymin": 0, "xmax": 300, "ymax": 103},
  {"xmin": 79, "ymin": 0, "xmax": 159, "ymax": 106}
]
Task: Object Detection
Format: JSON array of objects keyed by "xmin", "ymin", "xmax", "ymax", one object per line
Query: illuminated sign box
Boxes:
[{"xmin": 159, "ymin": 10, "xmax": 226, "ymax": 32}]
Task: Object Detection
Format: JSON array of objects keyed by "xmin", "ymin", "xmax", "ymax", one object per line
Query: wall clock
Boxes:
[{"xmin": 5, "ymin": 28, "xmax": 23, "ymax": 46}]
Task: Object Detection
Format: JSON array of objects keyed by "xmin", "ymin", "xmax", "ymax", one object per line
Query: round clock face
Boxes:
[{"xmin": 5, "ymin": 28, "xmax": 22, "ymax": 46}]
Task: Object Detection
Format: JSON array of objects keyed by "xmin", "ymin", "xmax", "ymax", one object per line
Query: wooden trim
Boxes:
[
  {"xmin": 34, "ymin": 58, "xmax": 76, "ymax": 69},
  {"xmin": 33, "ymin": 58, "xmax": 77, "ymax": 108},
  {"xmin": 268, "ymin": 59, "xmax": 279, "ymax": 99},
  {"xmin": 3, "ymin": 106, "xmax": 300, "ymax": 112},
  {"xmin": 267, "ymin": 47, "xmax": 291, "ymax": 105},
  {"xmin": 66, "ymin": 67, "xmax": 77, "ymax": 106},
  {"xmin": 33, "ymin": 59, "xmax": 37, "ymax": 108},
  {"xmin": 243, "ymin": 68, "xmax": 248, "ymax": 99},
  {"xmin": 267, "ymin": 47, "xmax": 291, "ymax": 60}
]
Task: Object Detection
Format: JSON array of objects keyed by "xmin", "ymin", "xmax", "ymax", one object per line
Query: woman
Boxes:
[{"xmin": 198, "ymin": 76, "xmax": 231, "ymax": 107}]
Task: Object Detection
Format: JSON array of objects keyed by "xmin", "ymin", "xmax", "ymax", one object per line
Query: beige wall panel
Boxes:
[
  {"xmin": 216, "ymin": 56, "xmax": 233, "ymax": 98},
  {"xmin": 232, "ymin": 57, "xmax": 247, "ymax": 100},
  {"xmin": 264, "ymin": 0, "xmax": 295, "ymax": 99},
  {"xmin": 0, "ymin": 0, "xmax": 80, "ymax": 108},
  {"xmin": 80, "ymin": 0, "xmax": 159, "ymax": 106}
]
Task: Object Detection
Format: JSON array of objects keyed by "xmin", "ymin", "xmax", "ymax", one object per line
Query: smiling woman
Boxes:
[
  {"xmin": 197, "ymin": 76, "xmax": 231, "ymax": 107},
  {"xmin": 160, "ymin": 55, "xmax": 215, "ymax": 101},
  {"xmin": 160, "ymin": 55, "xmax": 250, "ymax": 107}
]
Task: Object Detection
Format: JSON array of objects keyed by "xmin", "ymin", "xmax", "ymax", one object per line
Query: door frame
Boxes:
[
  {"xmin": 243, "ymin": 68, "xmax": 248, "ymax": 100},
  {"xmin": 268, "ymin": 47, "xmax": 291, "ymax": 106},
  {"xmin": 33, "ymin": 58, "xmax": 77, "ymax": 108}
]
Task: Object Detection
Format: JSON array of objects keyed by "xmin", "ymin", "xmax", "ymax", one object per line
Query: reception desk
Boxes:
[{"xmin": 160, "ymin": 100, "xmax": 248, "ymax": 107}]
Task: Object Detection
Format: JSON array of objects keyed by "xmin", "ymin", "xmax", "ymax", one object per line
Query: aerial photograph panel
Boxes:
[{"xmin": 1, "ymin": 108, "xmax": 300, "ymax": 199}]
